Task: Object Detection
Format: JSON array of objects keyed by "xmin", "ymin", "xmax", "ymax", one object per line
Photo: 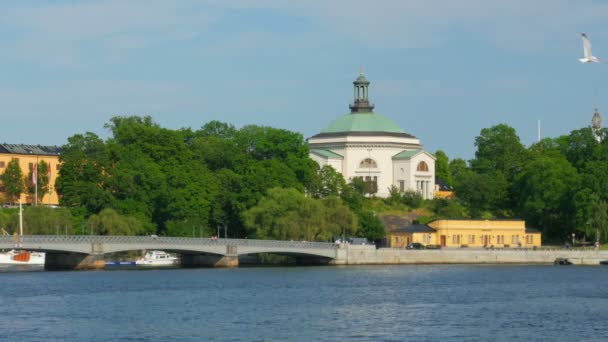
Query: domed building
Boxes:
[{"xmin": 308, "ymin": 72, "xmax": 436, "ymax": 198}]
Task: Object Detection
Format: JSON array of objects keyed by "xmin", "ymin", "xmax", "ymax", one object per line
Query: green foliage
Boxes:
[
  {"xmin": 470, "ymin": 124, "xmax": 526, "ymax": 180},
  {"xmin": 513, "ymin": 154, "xmax": 579, "ymax": 239},
  {"xmin": 26, "ymin": 160, "xmax": 50, "ymax": 203},
  {"xmin": 87, "ymin": 208, "xmax": 148, "ymax": 236},
  {"xmin": 454, "ymin": 170, "xmax": 508, "ymax": 217},
  {"xmin": 22, "ymin": 207, "xmax": 74, "ymax": 235},
  {"xmin": 402, "ymin": 190, "xmax": 423, "ymax": 208},
  {"xmin": 55, "ymin": 116, "xmax": 319, "ymax": 237},
  {"xmin": 244, "ymin": 187, "xmax": 324, "ymax": 241},
  {"xmin": 434, "ymin": 150, "xmax": 453, "ymax": 186},
  {"xmin": 244, "ymin": 188, "xmax": 356, "ymax": 242},
  {"xmin": 309, "ymin": 165, "xmax": 347, "ymax": 199},
  {"xmin": 356, "ymin": 210, "xmax": 385, "ymax": 241},
  {"xmin": 1, "ymin": 158, "xmax": 25, "ymax": 203},
  {"xmin": 430, "ymin": 198, "xmax": 468, "ymax": 219}
]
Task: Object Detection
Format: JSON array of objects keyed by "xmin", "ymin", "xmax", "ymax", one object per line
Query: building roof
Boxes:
[
  {"xmin": 435, "ymin": 176, "xmax": 453, "ymax": 191},
  {"xmin": 320, "ymin": 111, "xmax": 408, "ymax": 135},
  {"xmin": 0, "ymin": 144, "xmax": 61, "ymax": 156},
  {"xmin": 310, "ymin": 149, "xmax": 343, "ymax": 159},
  {"xmin": 392, "ymin": 224, "xmax": 436, "ymax": 233},
  {"xmin": 392, "ymin": 150, "xmax": 422, "ymax": 160}
]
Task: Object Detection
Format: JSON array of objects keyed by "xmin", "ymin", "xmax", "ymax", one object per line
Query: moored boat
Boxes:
[
  {"xmin": 135, "ymin": 250, "xmax": 179, "ymax": 267},
  {"xmin": 0, "ymin": 250, "xmax": 45, "ymax": 266}
]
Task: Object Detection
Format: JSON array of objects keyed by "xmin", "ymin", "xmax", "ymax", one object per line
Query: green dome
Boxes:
[{"xmin": 321, "ymin": 112, "xmax": 405, "ymax": 134}]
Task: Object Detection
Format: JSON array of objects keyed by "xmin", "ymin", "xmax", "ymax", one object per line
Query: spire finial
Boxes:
[{"xmin": 359, "ymin": 65, "xmax": 364, "ymax": 75}]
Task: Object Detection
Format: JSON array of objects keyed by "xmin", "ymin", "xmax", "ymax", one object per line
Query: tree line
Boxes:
[
  {"xmin": 3, "ymin": 115, "xmax": 604, "ymax": 245},
  {"xmin": 0, "ymin": 116, "xmax": 383, "ymax": 241}
]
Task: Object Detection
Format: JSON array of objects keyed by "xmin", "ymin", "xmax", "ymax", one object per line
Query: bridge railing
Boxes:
[{"xmin": 0, "ymin": 235, "xmax": 338, "ymax": 250}]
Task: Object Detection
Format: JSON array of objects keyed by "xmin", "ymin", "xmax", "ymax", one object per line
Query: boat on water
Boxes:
[
  {"xmin": 105, "ymin": 261, "xmax": 136, "ymax": 267},
  {"xmin": 135, "ymin": 251, "xmax": 179, "ymax": 267},
  {"xmin": 0, "ymin": 250, "xmax": 45, "ymax": 266},
  {"xmin": 0, "ymin": 202, "xmax": 46, "ymax": 266}
]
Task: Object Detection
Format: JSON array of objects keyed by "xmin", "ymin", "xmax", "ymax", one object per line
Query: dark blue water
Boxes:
[{"xmin": 1, "ymin": 265, "xmax": 608, "ymax": 341}]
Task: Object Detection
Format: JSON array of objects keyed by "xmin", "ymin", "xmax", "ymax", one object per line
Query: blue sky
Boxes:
[{"xmin": 1, "ymin": 0, "xmax": 608, "ymax": 160}]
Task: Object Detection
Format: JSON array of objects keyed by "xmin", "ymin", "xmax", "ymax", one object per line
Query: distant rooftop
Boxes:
[{"xmin": 0, "ymin": 143, "xmax": 61, "ymax": 156}]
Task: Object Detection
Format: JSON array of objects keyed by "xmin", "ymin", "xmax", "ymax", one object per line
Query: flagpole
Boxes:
[
  {"xmin": 34, "ymin": 156, "xmax": 38, "ymax": 206},
  {"xmin": 19, "ymin": 199, "xmax": 23, "ymax": 236}
]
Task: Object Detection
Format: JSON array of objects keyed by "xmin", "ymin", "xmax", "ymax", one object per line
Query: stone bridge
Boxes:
[{"xmin": 0, "ymin": 235, "xmax": 340, "ymax": 269}]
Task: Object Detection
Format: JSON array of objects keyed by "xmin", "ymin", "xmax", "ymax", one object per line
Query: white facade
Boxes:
[{"xmin": 309, "ymin": 137, "xmax": 435, "ymax": 198}]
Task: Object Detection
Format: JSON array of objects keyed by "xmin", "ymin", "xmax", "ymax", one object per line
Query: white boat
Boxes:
[
  {"xmin": 0, "ymin": 201, "xmax": 45, "ymax": 266},
  {"xmin": 135, "ymin": 250, "xmax": 179, "ymax": 267},
  {"xmin": 0, "ymin": 250, "xmax": 45, "ymax": 265}
]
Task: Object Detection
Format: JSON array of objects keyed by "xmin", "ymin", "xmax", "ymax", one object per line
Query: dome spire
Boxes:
[
  {"xmin": 350, "ymin": 68, "xmax": 374, "ymax": 113},
  {"xmin": 592, "ymin": 107, "xmax": 602, "ymax": 143}
]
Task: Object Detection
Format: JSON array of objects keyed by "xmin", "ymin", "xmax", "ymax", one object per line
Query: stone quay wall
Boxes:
[{"xmin": 332, "ymin": 245, "xmax": 608, "ymax": 265}]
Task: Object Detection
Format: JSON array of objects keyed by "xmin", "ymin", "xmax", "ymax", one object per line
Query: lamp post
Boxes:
[{"xmin": 367, "ymin": 148, "xmax": 372, "ymax": 196}]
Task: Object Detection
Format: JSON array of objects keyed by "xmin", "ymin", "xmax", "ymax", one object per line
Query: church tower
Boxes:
[
  {"xmin": 592, "ymin": 107, "xmax": 602, "ymax": 143},
  {"xmin": 349, "ymin": 68, "xmax": 374, "ymax": 113},
  {"xmin": 308, "ymin": 70, "xmax": 436, "ymax": 199}
]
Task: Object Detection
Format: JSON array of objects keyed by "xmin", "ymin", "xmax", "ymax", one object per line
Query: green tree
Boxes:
[
  {"xmin": 513, "ymin": 154, "xmax": 579, "ymax": 239},
  {"xmin": 244, "ymin": 187, "xmax": 325, "ymax": 241},
  {"xmin": 87, "ymin": 208, "xmax": 147, "ymax": 236},
  {"xmin": 1, "ymin": 158, "xmax": 25, "ymax": 204},
  {"xmin": 356, "ymin": 210, "xmax": 385, "ymax": 242},
  {"xmin": 26, "ymin": 160, "xmax": 50, "ymax": 204},
  {"xmin": 309, "ymin": 165, "xmax": 347, "ymax": 198},
  {"xmin": 591, "ymin": 195, "xmax": 608, "ymax": 244},
  {"xmin": 55, "ymin": 132, "xmax": 112, "ymax": 213},
  {"xmin": 470, "ymin": 124, "xmax": 526, "ymax": 181},
  {"xmin": 22, "ymin": 206, "xmax": 73, "ymax": 235},
  {"xmin": 435, "ymin": 150, "xmax": 453, "ymax": 186},
  {"xmin": 320, "ymin": 196, "xmax": 357, "ymax": 241},
  {"xmin": 449, "ymin": 158, "xmax": 468, "ymax": 186},
  {"xmin": 454, "ymin": 170, "xmax": 508, "ymax": 217},
  {"xmin": 401, "ymin": 190, "xmax": 423, "ymax": 208}
]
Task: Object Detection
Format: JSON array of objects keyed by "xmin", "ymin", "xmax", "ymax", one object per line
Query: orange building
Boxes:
[{"xmin": 0, "ymin": 144, "xmax": 62, "ymax": 205}]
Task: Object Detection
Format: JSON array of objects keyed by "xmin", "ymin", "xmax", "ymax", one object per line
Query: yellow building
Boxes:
[
  {"xmin": 0, "ymin": 144, "xmax": 62, "ymax": 205},
  {"xmin": 434, "ymin": 176, "xmax": 454, "ymax": 199},
  {"xmin": 389, "ymin": 219, "xmax": 542, "ymax": 248}
]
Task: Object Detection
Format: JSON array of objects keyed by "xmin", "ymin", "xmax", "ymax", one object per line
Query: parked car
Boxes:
[
  {"xmin": 349, "ymin": 238, "xmax": 371, "ymax": 245},
  {"xmin": 406, "ymin": 242, "xmax": 425, "ymax": 250}
]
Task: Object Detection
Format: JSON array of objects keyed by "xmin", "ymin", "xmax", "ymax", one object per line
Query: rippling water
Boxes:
[{"xmin": 1, "ymin": 265, "xmax": 608, "ymax": 341}]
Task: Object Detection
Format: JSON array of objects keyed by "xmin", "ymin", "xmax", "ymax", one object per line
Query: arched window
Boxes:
[
  {"xmin": 360, "ymin": 158, "xmax": 377, "ymax": 168},
  {"xmin": 417, "ymin": 161, "xmax": 429, "ymax": 172}
]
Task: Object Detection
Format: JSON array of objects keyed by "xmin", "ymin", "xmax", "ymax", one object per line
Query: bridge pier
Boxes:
[
  {"xmin": 45, "ymin": 252, "xmax": 105, "ymax": 271},
  {"xmin": 180, "ymin": 254, "xmax": 239, "ymax": 268}
]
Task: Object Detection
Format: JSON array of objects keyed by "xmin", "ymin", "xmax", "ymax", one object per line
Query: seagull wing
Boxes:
[{"xmin": 582, "ymin": 33, "xmax": 593, "ymax": 58}]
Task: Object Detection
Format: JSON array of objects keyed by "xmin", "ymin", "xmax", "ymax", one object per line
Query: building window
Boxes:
[
  {"xmin": 56, "ymin": 164, "xmax": 61, "ymax": 171},
  {"xmin": 399, "ymin": 180, "xmax": 404, "ymax": 192},
  {"xmin": 526, "ymin": 235, "xmax": 533, "ymax": 244},
  {"xmin": 416, "ymin": 161, "xmax": 429, "ymax": 172},
  {"xmin": 360, "ymin": 158, "xmax": 377, "ymax": 168},
  {"xmin": 28, "ymin": 163, "xmax": 34, "ymax": 170},
  {"xmin": 468, "ymin": 235, "xmax": 475, "ymax": 244},
  {"xmin": 0, "ymin": 161, "xmax": 4, "ymax": 168},
  {"xmin": 452, "ymin": 235, "xmax": 461, "ymax": 244},
  {"xmin": 497, "ymin": 235, "xmax": 504, "ymax": 244},
  {"xmin": 512, "ymin": 235, "xmax": 519, "ymax": 244}
]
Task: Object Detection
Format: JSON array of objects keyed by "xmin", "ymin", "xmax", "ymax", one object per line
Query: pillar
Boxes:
[
  {"xmin": 45, "ymin": 252, "xmax": 105, "ymax": 270},
  {"xmin": 180, "ymin": 254, "xmax": 239, "ymax": 268}
]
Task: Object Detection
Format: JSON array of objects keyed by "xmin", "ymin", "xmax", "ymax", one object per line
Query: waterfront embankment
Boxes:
[{"xmin": 332, "ymin": 245, "xmax": 608, "ymax": 265}]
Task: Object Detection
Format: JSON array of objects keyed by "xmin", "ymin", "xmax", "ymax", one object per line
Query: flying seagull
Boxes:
[{"xmin": 579, "ymin": 33, "xmax": 601, "ymax": 63}]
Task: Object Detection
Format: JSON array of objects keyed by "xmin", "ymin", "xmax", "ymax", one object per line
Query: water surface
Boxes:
[{"xmin": 1, "ymin": 265, "xmax": 607, "ymax": 341}]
